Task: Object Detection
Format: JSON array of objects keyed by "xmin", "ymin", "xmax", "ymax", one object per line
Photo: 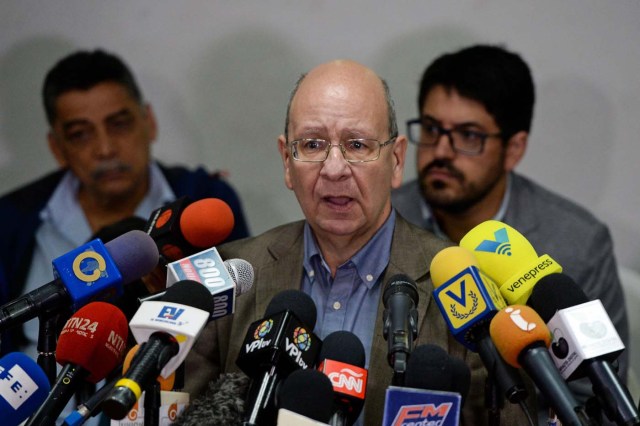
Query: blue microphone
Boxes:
[{"xmin": 0, "ymin": 352, "xmax": 51, "ymax": 426}]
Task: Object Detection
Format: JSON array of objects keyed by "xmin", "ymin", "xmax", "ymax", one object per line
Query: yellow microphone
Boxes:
[{"xmin": 459, "ymin": 220, "xmax": 562, "ymax": 305}]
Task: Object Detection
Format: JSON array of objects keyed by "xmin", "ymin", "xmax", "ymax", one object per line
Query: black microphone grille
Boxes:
[
  {"xmin": 278, "ymin": 369, "xmax": 334, "ymax": 423},
  {"xmin": 264, "ymin": 289, "xmax": 317, "ymax": 329},
  {"xmin": 528, "ymin": 273, "xmax": 589, "ymax": 322},
  {"xmin": 318, "ymin": 330, "xmax": 366, "ymax": 367},
  {"xmin": 383, "ymin": 274, "xmax": 419, "ymax": 307}
]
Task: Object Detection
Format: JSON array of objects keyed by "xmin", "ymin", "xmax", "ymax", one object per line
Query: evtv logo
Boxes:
[{"xmin": 158, "ymin": 306, "xmax": 185, "ymax": 320}]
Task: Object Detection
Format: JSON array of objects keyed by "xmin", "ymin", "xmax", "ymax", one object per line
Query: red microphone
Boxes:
[{"xmin": 25, "ymin": 302, "xmax": 128, "ymax": 426}]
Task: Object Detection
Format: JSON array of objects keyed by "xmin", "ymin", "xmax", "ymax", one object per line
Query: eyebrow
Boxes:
[
  {"xmin": 60, "ymin": 108, "xmax": 133, "ymax": 132},
  {"xmin": 422, "ymin": 114, "xmax": 487, "ymax": 130}
]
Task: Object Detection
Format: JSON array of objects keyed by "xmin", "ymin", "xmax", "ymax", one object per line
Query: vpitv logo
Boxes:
[
  {"xmin": 392, "ymin": 403, "xmax": 453, "ymax": 426},
  {"xmin": 245, "ymin": 319, "xmax": 274, "ymax": 353},
  {"xmin": 285, "ymin": 327, "xmax": 312, "ymax": 369},
  {"xmin": 158, "ymin": 306, "xmax": 185, "ymax": 321},
  {"xmin": 475, "ymin": 228, "xmax": 512, "ymax": 256}
]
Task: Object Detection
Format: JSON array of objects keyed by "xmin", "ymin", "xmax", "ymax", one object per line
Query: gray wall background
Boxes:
[{"xmin": 1, "ymin": 1, "xmax": 639, "ymax": 273}]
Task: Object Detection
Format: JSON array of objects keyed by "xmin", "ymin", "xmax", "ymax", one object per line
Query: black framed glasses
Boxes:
[
  {"xmin": 287, "ymin": 136, "xmax": 397, "ymax": 163},
  {"xmin": 406, "ymin": 118, "xmax": 502, "ymax": 155}
]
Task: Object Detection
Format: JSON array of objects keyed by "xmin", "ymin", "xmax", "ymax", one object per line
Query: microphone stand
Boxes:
[
  {"xmin": 37, "ymin": 312, "xmax": 60, "ymax": 385},
  {"xmin": 144, "ymin": 380, "xmax": 161, "ymax": 426},
  {"xmin": 485, "ymin": 375, "xmax": 502, "ymax": 426}
]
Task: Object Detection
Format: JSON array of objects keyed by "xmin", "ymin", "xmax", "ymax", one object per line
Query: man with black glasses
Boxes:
[{"xmin": 392, "ymin": 44, "xmax": 628, "ymax": 423}]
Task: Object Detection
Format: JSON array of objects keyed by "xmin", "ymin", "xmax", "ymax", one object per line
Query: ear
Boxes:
[
  {"xmin": 390, "ymin": 135, "xmax": 408, "ymax": 189},
  {"xmin": 278, "ymin": 135, "xmax": 294, "ymax": 190},
  {"xmin": 504, "ymin": 131, "xmax": 528, "ymax": 172},
  {"xmin": 47, "ymin": 131, "xmax": 67, "ymax": 168},
  {"xmin": 143, "ymin": 104, "xmax": 158, "ymax": 143}
]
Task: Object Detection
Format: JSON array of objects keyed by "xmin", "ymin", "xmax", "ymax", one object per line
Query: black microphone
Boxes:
[
  {"xmin": 277, "ymin": 369, "xmax": 335, "ymax": 425},
  {"xmin": 236, "ymin": 289, "xmax": 321, "ymax": 426},
  {"xmin": 382, "ymin": 274, "xmax": 419, "ymax": 386},
  {"xmin": 528, "ymin": 273, "xmax": 639, "ymax": 426},
  {"xmin": 317, "ymin": 331, "xmax": 367, "ymax": 426}
]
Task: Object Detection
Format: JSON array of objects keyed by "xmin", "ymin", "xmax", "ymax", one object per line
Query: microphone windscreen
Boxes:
[
  {"xmin": 162, "ymin": 279, "xmax": 215, "ymax": 314},
  {"xmin": 528, "ymin": 273, "xmax": 590, "ymax": 322},
  {"xmin": 278, "ymin": 369, "xmax": 334, "ymax": 423},
  {"xmin": 57, "ymin": 302, "xmax": 128, "ymax": 382},
  {"xmin": 405, "ymin": 344, "xmax": 452, "ymax": 391},
  {"xmin": 225, "ymin": 258, "xmax": 254, "ymax": 295},
  {"xmin": 0, "ymin": 352, "xmax": 51, "ymax": 424},
  {"xmin": 489, "ymin": 305, "xmax": 552, "ymax": 368},
  {"xmin": 123, "ymin": 345, "xmax": 175, "ymax": 390},
  {"xmin": 105, "ymin": 229, "xmax": 159, "ymax": 284},
  {"xmin": 264, "ymin": 289, "xmax": 317, "ymax": 329},
  {"xmin": 318, "ymin": 330, "xmax": 366, "ymax": 367},
  {"xmin": 430, "ymin": 246, "xmax": 478, "ymax": 289},
  {"xmin": 382, "ymin": 274, "xmax": 418, "ymax": 306},
  {"xmin": 180, "ymin": 198, "xmax": 235, "ymax": 248}
]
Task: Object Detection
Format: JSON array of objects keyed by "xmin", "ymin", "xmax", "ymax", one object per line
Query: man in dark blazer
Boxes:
[
  {"xmin": 391, "ymin": 44, "xmax": 628, "ymax": 424},
  {"xmin": 186, "ymin": 59, "xmax": 531, "ymax": 425}
]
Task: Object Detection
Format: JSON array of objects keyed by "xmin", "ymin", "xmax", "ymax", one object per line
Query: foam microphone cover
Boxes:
[
  {"xmin": 527, "ymin": 273, "xmax": 590, "ymax": 321},
  {"xmin": 57, "ymin": 301, "xmax": 128, "ymax": 383},
  {"xmin": 489, "ymin": 305, "xmax": 551, "ymax": 368},
  {"xmin": 278, "ymin": 369, "xmax": 334, "ymax": 423},
  {"xmin": 264, "ymin": 289, "xmax": 317, "ymax": 327},
  {"xmin": 430, "ymin": 246, "xmax": 480, "ymax": 288},
  {"xmin": 318, "ymin": 330, "xmax": 365, "ymax": 367},
  {"xmin": 162, "ymin": 279, "xmax": 216, "ymax": 314},
  {"xmin": 0, "ymin": 352, "xmax": 51, "ymax": 424},
  {"xmin": 105, "ymin": 229, "xmax": 160, "ymax": 284},
  {"xmin": 180, "ymin": 198, "xmax": 235, "ymax": 248}
]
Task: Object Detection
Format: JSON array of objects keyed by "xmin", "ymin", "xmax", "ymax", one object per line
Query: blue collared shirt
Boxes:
[{"xmin": 301, "ymin": 210, "xmax": 396, "ymax": 369}]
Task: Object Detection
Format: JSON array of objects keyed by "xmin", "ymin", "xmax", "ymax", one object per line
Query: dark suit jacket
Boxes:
[{"xmin": 185, "ymin": 215, "xmax": 533, "ymax": 425}]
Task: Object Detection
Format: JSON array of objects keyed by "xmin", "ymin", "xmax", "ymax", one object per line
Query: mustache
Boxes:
[
  {"xmin": 91, "ymin": 160, "xmax": 131, "ymax": 180},
  {"xmin": 419, "ymin": 159, "xmax": 464, "ymax": 181}
]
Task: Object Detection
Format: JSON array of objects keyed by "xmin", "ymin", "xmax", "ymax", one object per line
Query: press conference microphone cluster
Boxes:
[
  {"xmin": 0, "ymin": 229, "xmax": 158, "ymax": 332},
  {"xmin": 0, "ymin": 352, "xmax": 50, "ymax": 426}
]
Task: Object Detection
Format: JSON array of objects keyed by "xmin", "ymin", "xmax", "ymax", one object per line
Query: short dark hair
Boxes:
[
  {"xmin": 418, "ymin": 44, "xmax": 535, "ymax": 141},
  {"xmin": 42, "ymin": 49, "xmax": 143, "ymax": 125}
]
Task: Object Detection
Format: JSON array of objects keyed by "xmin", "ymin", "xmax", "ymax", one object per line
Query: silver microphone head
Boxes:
[{"xmin": 224, "ymin": 258, "xmax": 254, "ymax": 296}]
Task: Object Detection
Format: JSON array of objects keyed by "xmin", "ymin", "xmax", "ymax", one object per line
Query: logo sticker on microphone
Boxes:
[
  {"xmin": 72, "ymin": 250, "xmax": 107, "ymax": 283},
  {"xmin": 391, "ymin": 403, "xmax": 453, "ymax": 426},
  {"xmin": 159, "ymin": 306, "xmax": 185, "ymax": 321},
  {"xmin": 0, "ymin": 364, "xmax": 40, "ymax": 409},
  {"xmin": 474, "ymin": 228, "xmax": 511, "ymax": 256}
]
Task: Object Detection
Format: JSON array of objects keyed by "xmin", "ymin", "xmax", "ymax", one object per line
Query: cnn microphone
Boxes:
[
  {"xmin": 528, "ymin": 273, "xmax": 639, "ymax": 426},
  {"xmin": 382, "ymin": 274, "xmax": 419, "ymax": 386},
  {"xmin": 459, "ymin": 220, "xmax": 562, "ymax": 305},
  {"xmin": 102, "ymin": 280, "xmax": 215, "ymax": 420},
  {"xmin": 277, "ymin": 369, "xmax": 334, "ymax": 425},
  {"xmin": 146, "ymin": 196, "xmax": 235, "ymax": 261},
  {"xmin": 490, "ymin": 305, "xmax": 594, "ymax": 425},
  {"xmin": 382, "ymin": 344, "xmax": 469, "ymax": 426},
  {"xmin": 25, "ymin": 302, "xmax": 128, "ymax": 426},
  {"xmin": 0, "ymin": 352, "xmax": 51, "ymax": 426},
  {"xmin": 236, "ymin": 289, "xmax": 321, "ymax": 426},
  {"xmin": 430, "ymin": 246, "xmax": 528, "ymax": 405},
  {"xmin": 0, "ymin": 229, "xmax": 159, "ymax": 332},
  {"xmin": 317, "ymin": 331, "xmax": 367, "ymax": 426}
]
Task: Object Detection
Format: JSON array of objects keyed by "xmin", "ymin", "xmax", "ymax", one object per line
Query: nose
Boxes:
[
  {"xmin": 320, "ymin": 144, "xmax": 351, "ymax": 179},
  {"xmin": 431, "ymin": 131, "xmax": 456, "ymax": 159},
  {"xmin": 94, "ymin": 129, "xmax": 117, "ymax": 158}
]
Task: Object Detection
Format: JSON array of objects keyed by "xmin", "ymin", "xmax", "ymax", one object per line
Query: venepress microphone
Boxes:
[
  {"xmin": 0, "ymin": 230, "xmax": 159, "ymax": 332},
  {"xmin": 236, "ymin": 289, "xmax": 321, "ymax": 426},
  {"xmin": 317, "ymin": 331, "xmax": 367, "ymax": 426},
  {"xmin": 102, "ymin": 280, "xmax": 214, "ymax": 420},
  {"xmin": 146, "ymin": 196, "xmax": 235, "ymax": 261},
  {"xmin": 0, "ymin": 352, "xmax": 50, "ymax": 426},
  {"xmin": 528, "ymin": 273, "xmax": 639, "ymax": 425},
  {"xmin": 490, "ymin": 305, "xmax": 594, "ymax": 425},
  {"xmin": 382, "ymin": 344, "xmax": 469, "ymax": 426},
  {"xmin": 382, "ymin": 274, "xmax": 419, "ymax": 386},
  {"xmin": 459, "ymin": 220, "xmax": 562, "ymax": 305},
  {"xmin": 430, "ymin": 246, "xmax": 528, "ymax": 404},
  {"xmin": 25, "ymin": 302, "xmax": 128, "ymax": 426},
  {"xmin": 277, "ymin": 369, "xmax": 334, "ymax": 425}
]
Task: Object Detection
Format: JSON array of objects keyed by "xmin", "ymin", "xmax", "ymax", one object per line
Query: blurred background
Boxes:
[{"xmin": 1, "ymin": 1, "xmax": 639, "ymax": 274}]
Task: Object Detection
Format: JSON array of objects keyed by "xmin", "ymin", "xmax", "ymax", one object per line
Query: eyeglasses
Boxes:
[
  {"xmin": 287, "ymin": 137, "xmax": 397, "ymax": 163},
  {"xmin": 406, "ymin": 118, "xmax": 502, "ymax": 155}
]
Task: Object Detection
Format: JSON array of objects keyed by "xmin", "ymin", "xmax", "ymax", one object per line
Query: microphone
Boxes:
[
  {"xmin": 277, "ymin": 369, "xmax": 334, "ymax": 425},
  {"xmin": 0, "ymin": 352, "xmax": 51, "ymax": 426},
  {"xmin": 489, "ymin": 304, "xmax": 593, "ymax": 425},
  {"xmin": 459, "ymin": 220, "xmax": 562, "ymax": 305},
  {"xmin": 317, "ymin": 331, "xmax": 367, "ymax": 426},
  {"xmin": 430, "ymin": 246, "xmax": 528, "ymax": 404},
  {"xmin": 382, "ymin": 274, "xmax": 419, "ymax": 386},
  {"xmin": 0, "ymin": 229, "xmax": 159, "ymax": 331},
  {"xmin": 146, "ymin": 196, "xmax": 235, "ymax": 261},
  {"xmin": 382, "ymin": 344, "xmax": 469, "ymax": 426},
  {"xmin": 102, "ymin": 280, "xmax": 215, "ymax": 420},
  {"xmin": 25, "ymin": 302, "xmax": 128, "ymax": 426},
  {"xmin": 528, "ymin": 273, "xmax": 639, "ymax": 425},
  {"xmin": 236, "ymin": 289, "xmax": 321, "ymax": 426}
]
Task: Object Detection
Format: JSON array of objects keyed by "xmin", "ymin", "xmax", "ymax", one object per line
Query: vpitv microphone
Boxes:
[
  {"xmin": 317, "ymin": 331, "xmax": 367, "ymax": 426},
  {"xmin": 102, "ymin": 280, "xmax": 214, "ymax": 420},
  {"xmin": 528, "ymin": 273, "xmax": 639, "ymax": 426},
  {"xmin": 277, "ymin": 369, "xmax": 334, "ymax": 425},
  {"xmin": 460, "ymin": 220, "xmax": 562, "ymax": 305},
  {"xmin": 382, "ymin": 344, "xmax": 470, "ymax": 426},
  {"xmin": 146, "ymin": 196, "xmax": 235, "ymax": 262},
  {"xmin": 25, "ymin": 302, "xmax": 128, "ymax": 426},
  {"xmin": 430, "ymin": 246, "xmax": 528, "ymax": 405},
  {"xmin": 0, "ymin": 352, "xmax": 50, "ymax": 426},
  {"xmin": 490, "ymin": 305, "xmax": 594, "ymax": 426},
  {"xmin": 0, "ymin": 229, "xmax": 158, "ymax": 332},
  {"xmin": 382, "ymin": 274, "xmax": 419, "ymax": 386},
  {"xmin": 237, "ymin": 289, "xmax": 321, "ymax": 426}
]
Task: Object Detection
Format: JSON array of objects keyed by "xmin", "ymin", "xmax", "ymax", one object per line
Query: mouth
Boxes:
[{"xmin": 322, "ymin": 196, "xmax": 354, "ymax": 210}]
